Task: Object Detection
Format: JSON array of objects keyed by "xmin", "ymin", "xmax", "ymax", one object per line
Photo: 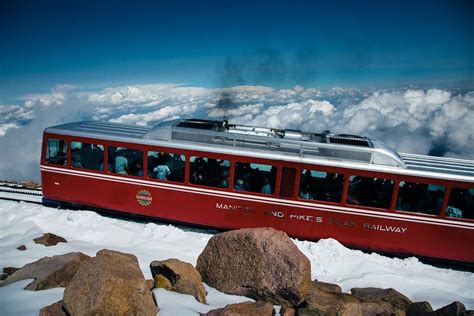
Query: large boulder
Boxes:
[
  {"xmin": 203, "ymin": 301, "xmax": 273, "ymax": 316},
  {"xmin": 0, "ymin": 252, "xmax": 90, "ymax": 290},
  {"xmin": 196, "ymin": 227, "xmax": 311, "ymax": 307},
  {"xmin": 150, "ymin": 258, "xmax": 207, "ymax": 304},
  {"xmin": 63, "ymin": 249, "xmax": 158, "ymax": 315},
  {"xmin": 33, "ymin": 233, "xmax": 67, "ymax": 247}
]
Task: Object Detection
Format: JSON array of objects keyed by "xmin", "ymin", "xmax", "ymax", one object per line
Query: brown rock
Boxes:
[
  {"xmin": 203, "ymin": 301, "xmax": 273, "ymax": 316},
  {"xmin": 299, "ymin": 282, "xmax": 407, "ymax": 316},
  {"xmin": 280, "ymin": 306, "xmax": 296, "ymax": 316},
  {"xmin": 313, "ymin": 280, "xmax": 342, "ymax": 293},
  {"xmin": 150, "ymin": 258, "xmax": 207, "ymax": 304},
  {"xmin": 351, "ymin": 287, "xmax": 412, "ymax": 313},
  {"xmin": 298, "ymin": 284, "xmax": 366, "ymax": 316},
  {"xmin": 21, "ymin": 180, "xmax": 41, "ymax": 189},
  {"xmin": 197, "ymin": 227, "xmax": 311, "ymax": 307},
  {"xmin": 3, "ymin": 267, "xmax": 19, "ymax": 275},
  {"xmin": 39, "ymin": 300, "xmax": 67, "ymax": 316},
  {"xmin": 431, "ymin": 301, "xmax": 466, "ymax": 315},
  {"xmin": 407, "ymin": 301, "xmax": 433, "ymax": 315},
  {"xmin": 17, "ymin": 245, "xmax": 27, "ymax": 251},
  {"xmin": 63, "ymin": 249, "xmax": 158, "ymax": 316},
  {"xmin": 146, "ymin": 279, "xmax": 155, "ymax": 290},
  {"xmin": 0, "ymin": 252, "xmax": 90, "ymax": 290},
  {"xmin": 33, "ymin": 233, "xmax": 67, "ymax": 247},
  {"xmin": 462, "ymin": 311, "xmax": 474, "ymax": 316},
  {"xmin": 0, "ymin": 273, "xmax": 7, "ymax": 281},
  {"xmin": 154, "ymin": 274, "xmax": 172, "ymax": 290}
]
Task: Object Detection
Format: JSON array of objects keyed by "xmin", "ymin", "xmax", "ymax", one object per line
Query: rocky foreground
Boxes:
[{"xmin": 1, "ymin": 228, "xmax": 472, "ymax": 315}]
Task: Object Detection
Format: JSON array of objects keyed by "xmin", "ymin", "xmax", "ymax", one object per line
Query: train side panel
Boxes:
[{"xmin": 41, "ymin": 164, "xmax": 474, "ymax": 263}]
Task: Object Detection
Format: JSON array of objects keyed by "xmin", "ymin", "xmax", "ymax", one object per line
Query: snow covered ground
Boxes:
[{"xmin": 0, "ymin": 200, "xmax": 473, "ymax": 315}]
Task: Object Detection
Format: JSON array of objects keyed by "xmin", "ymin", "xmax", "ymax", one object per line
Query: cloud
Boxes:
[{"xmin": 0, "ymin": 83, "xmax": 472, "ymax": 181}]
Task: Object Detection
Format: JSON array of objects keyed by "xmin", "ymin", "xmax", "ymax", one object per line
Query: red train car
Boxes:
[{"xmin": 40, "ymin": 119, "xmax": 474, "ymax": 263}]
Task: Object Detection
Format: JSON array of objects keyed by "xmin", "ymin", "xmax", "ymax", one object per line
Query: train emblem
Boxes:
[{"xmin": 136, "ymin": 189, "xmax": 152, "ymax": 206}]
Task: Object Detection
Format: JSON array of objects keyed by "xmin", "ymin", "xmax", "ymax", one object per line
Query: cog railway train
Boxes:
[{"xmin": 41, "ymin": 119, "xmax": 474, "ymax": 264}]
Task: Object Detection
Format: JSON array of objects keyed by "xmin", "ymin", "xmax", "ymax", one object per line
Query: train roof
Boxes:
[{"xmin": 44, "ymin": 119, "xmax": 474, "ymax": 182}]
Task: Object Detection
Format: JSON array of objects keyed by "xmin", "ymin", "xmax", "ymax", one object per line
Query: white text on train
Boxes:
[
  {"xmin": 363, "ymin": 223, "xmax": 407, "ymax": 234},
  {"xmin": 216, "ymin": 203, "xmax": 255, "ymax": 214},
  {"xmin": 264, "ymin": 210, "xmax": 323, "ymax": 223}
]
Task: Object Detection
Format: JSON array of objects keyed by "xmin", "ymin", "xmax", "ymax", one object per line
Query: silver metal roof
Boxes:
[{"xmin": 45, "ymin": 119, "xmax": 474, "ymax": 183}]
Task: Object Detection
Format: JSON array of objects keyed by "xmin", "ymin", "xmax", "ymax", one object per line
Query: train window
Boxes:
[
  {"xmin": 190, "ymin": 156, "xmax": 230, "ymax": 188},
  {"xmin": 71, "ymin": 141, "xmax": 104, "ymax": 171},
  {"xmin": 347, "ymin": 176, "xmax": 394, "ymax": 209},
  {"xmin": 108, "ymin": 147, "xmax": 143, "ymax": 177},
  {"xmin": 147, "ymin": 151, "xmax": 185, "ymax": 182},
  {"xmin": 46, "ymin": 139, "xmax": 67, "ymax": 166},
  {"xmin": 445, "ymin": 188, "xmax": 474, "ymax": 219},
  {"xmin": 396, "ymin": 181, "xmax": 445, "ymax": 215},
  {"xmin": 234, "ymin": 162, "xmax": 276, "ymax": 195},
  {"xmin": 299, "ymin": 169, "xmax": 345, "ymax": 203}
]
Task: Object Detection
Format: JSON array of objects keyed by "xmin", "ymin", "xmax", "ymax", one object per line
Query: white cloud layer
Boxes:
[{"xmin": 0, "ymin": 83, "xmax": 473, "ymax": 181}]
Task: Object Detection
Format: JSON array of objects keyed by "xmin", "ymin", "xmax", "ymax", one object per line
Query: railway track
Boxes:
[{"xmin": 0, "ymin": 183, "xmax": 44, "ymax": 204}]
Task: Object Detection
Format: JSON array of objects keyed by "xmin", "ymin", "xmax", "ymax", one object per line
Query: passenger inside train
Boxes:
[{"xmin": 233, "ymin": 162, "xmax": 276, "ymax": 195}]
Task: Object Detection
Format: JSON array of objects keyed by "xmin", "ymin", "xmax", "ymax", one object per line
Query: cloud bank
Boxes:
[{"xmin": 0, "ymin": 84, "xmax": 473, "ymax": 181}]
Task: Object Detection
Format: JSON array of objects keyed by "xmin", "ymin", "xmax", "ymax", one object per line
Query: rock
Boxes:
[
  {"xmin": 351, "ymin": 287, "xmax": 412, "ymax": 313},
  {"xmin": 0, "ymin": 252, "xmax": 90, "ymax": 290},
  {"xmin": 462, "ymin": 311, "xmax": 474, "ymax": 315},
  {"xmin": 17, "ymin": 245, "xmax": 27, "ymax": 251},
  {"xmin": 39, "ymin": 300, "xmax": 67, "ymax": 316},
  {"xmin": 21, "ymin": 180, "xmax": 41, "ymax": 189},
  {"xmin": 407, "ymin": 301, "xmax": 433, "ymax": 315},
  {"xmin": 3, "ymin": 267, "xmax": 19, "ymax": 275},
  {"xmin": 0, "ymin": 273, "xmax": 7, "ymax": 281},
  {"xmin": 280, "ymin": 306, "xmax": 296, "ymax": 316},
  {"xmin": 431, "ymin": 301, "xmax": 466, "ymax": 315},
  {"xmin": 33, "ymin": 233, "xmax": 67, "ymax": 247},
  {"xmin": 203, "ymin": 301, "xmax": 273, "ymax": 316},
  {"xmin": 313, "ymin": 280, "xmax": 342, "ymax": 293},
  {"xmin": 299, "ymin": 282, "xmax": 408, "ymax": 316},
  {"xmin": 197, "ymin": 227, "xmax": 311, "ymax": 307},
  {"xmin": 146, "ymin": 279, "xmax": 155, "ymax": 290},
  {"xmin": 298, "ymin": 283, "xmax": 366, "ymax": 316},
  {"xmin": 63, "ymin": 249, "xmax": 158, "ymax": 316},
  {"xmin": 150, "ymin": 258, "xmax": 207, "ymax": 304},
  {"xmin": 154, "ymin": 274, "xmax": 172, "ymax": 290}
]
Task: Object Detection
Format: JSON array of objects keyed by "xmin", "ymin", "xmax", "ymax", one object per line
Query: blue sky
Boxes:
[{"xmin": 0, "ymin": 0, "xmax": 473, "ymax": 103}]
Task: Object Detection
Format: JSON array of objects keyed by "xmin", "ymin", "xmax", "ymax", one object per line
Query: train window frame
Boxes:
[
  {"xmin": 298, "ymin": 168, "xmax": 345, "ymax": 204},
  {"xmin": 233, "ymin": 162, "xmax": 277, "ymax": 196},
  {"xmin": 147, "ymin": 150, "xmax": 186, "ymax": 183},
  {"xmin": 107, "ymin": 146, "xmax": 144, "ymax": 178},
  {"xmin": 45, "ymin": 138, "xmax": 68, "ymax": 166},
  {"xmin": 346, "ymin": 175, "xmax": 394, "ymax": 210},
  {"xmin": 70, "ymin": 141, "xmax": 105, "ymax": 172},
  {"xmin": 445, "ymin": 187, "xmax": 474, "ymax": 220},
  {"xmin": 395, "ymin": 180, "xmax": 446, "ymax": 216},
  {"xmin": 189, "ymin": 155, "xmax": 230, "ymax": 189}
]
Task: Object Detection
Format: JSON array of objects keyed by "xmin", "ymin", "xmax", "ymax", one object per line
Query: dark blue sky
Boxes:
[{"xmin": 0, "ymin": 0, "xmax": 473, "ymax": 102}]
